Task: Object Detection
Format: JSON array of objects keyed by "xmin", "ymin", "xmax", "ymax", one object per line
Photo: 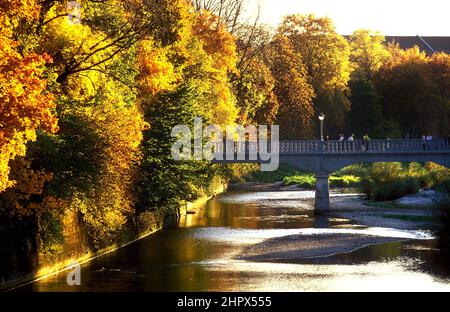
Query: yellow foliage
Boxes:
[
  {"xmin": 137, "ymin": 40, "xmax": 181, "ymax": 95},
  {"xmin": 60, "ymin": 98, "xmax": 146, "ymax": 248},
  {"xmin": 193, "ymin": 11, "xmax": 238, "ymax": 73}
]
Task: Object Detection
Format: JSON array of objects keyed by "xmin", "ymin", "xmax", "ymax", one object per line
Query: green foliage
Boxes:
[
  {"xmin": 29, "ymin": 112, "xmax": 105, "ymax": 199},
  {"xmin": 37, "ymin": 211, "xmax": 64, "ymax": 262},
  {"xmin": 138, "ymin": 83, "xmax": 219, "ymax": 214},
  {"xmin": 233, "ymin": 55, "xmax": 278, "ymax": 124},
  {"xmin": 329, "ymin": 175, "xmax": 361, "ymax": 187},
  {"xmin": 347, "ymin": 79, "xmax": 383, "ymax": 137},
  {"xmin": 334, "ymin": 163, "xmax": 372, "ymax": 177},
  {"xmin": 282, "ymin": 175, "xmax": 316, "ymax": 189},
  {"xmin": 363, "ymin": 177, "xmax": 420, "ymax": 201},
  {"xmin": 282, "ymin": 174, "xmax": 361, "ymax": 189},
  {"xmin": 359, "ymin": 162, "xmax": 449, "ymax": 201}
]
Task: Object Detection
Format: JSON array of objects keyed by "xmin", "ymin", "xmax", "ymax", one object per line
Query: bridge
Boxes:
[{"xmin": 212, "ymin": 139, "xmax": 450, "ymax": 214}]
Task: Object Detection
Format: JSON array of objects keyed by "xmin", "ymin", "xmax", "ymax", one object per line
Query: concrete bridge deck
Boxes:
[{"xmin": 212, "ymin": 139, "xmax": 450, "ymax": 213}]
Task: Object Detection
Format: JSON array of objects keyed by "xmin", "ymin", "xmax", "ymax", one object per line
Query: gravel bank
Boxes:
[{"xmin": 237, "ymin": 233, "xmax": 404, "ymax": 262}]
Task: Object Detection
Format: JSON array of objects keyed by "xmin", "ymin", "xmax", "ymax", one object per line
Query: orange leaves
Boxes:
[
  {"xmin": 193, "ymin": 11, "xmax": 237, "ymax": 73},
  {"xmin": 0, "ymin": 43, "xmax": 57, "ymax": 191},
  {"xmin": 0, "ymin": 2, "xmax": 57, "ymax": 193}
]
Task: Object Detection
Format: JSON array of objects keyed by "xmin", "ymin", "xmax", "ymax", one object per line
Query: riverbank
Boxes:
[
  {"xmin": 329, "ymin": 191, "xmax": 444, "ymax": 230},
  {"xmin": 0, "ymin": 183, "xmax": 227, "ymax": 291}
]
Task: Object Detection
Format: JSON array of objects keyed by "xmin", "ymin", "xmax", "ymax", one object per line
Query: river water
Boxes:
[{"xmin": 20, "ymin": 191, "xmax": 450, "ymax": 291}]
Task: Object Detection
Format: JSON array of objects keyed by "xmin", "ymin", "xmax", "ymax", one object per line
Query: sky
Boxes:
[{"xmin": 243, "ymin": 0, "xmax": 449, "ymax": 36}]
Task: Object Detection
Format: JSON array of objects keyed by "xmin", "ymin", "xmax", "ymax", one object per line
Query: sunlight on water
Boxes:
[
  {"xmin": 192, "ymin": 259, "xmax": 450, "ymax": 292},
  {"xmin": 218, "ymin": 191, "xmax": 362, "ymax": 203},
  {"xmin": 191, "ymin": 226, "xmax": 434, "ymax": 244},
  {"xmin": 237, "ymin": 214, "xmax": 311, "ymax": 221}
]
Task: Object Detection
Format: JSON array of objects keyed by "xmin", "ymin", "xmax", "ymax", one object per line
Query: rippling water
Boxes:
[{"xmin": 17, "ymin": 191, "xmax": 450, "ymax": 292}]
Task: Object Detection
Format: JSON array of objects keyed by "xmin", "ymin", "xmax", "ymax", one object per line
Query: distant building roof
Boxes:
[{"xmin": 384, "ymin": 36, "xmax": 450, "ymax": 54}]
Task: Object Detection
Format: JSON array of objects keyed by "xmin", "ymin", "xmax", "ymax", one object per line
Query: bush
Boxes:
[
  {"xmin": 363, "ymin": 177, "xmax": 420, "ymax": 201},
  {"xmin": 282, "ymin": 174, "xmax": 361, "ymax": 189},
  {"xmin": 360, "ymin": 162, "xmax": 449, "ymax": 201},
  {"xmin": 329, "ymin": 175, "xmax": 361, "ymax": 187},
  {"xmin": 335, "ymin": 163, "xmax": 370, "ymax": 177},
  {"xmin": 282, "ymin": 175, "xmax": 316, "ymax": 189}
]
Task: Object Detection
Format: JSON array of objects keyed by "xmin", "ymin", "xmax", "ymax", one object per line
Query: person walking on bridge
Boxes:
[
  {"xmin": 425, "ymin": 134, "xmax": 433, "ymax": 150},
  {"xmin": 363, "ymin": 134, "xmax": 371, "ymax": 151},
  {"xmin": 324, "ymin": 135, "xmax": 330, "ymax": 151},
  {"xmin": 348, "ymin": 134, "xmax": 355, "ymax": 151},
  {"xmin": 339, "ymin": 133, "xmax": 345, "ymax": 151}
]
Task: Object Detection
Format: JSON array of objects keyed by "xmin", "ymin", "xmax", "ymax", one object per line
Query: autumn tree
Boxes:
[
  {"xmin": 347, "ymin": 30, "xmax": 389, "ymax": 136},
  {"xmin": 278, "ymin": 14, "xmax": 351, "ymax": 134},
  {"xmin": 192, "ymin": 0, "xmax": 248, "ymax": 35},
  {"xmin": 348, "ymin": 79, "xmax": 383, "ymax": 137},
  {"xmin": 263, "ymin": 35, "xmax": 315, "ymax": 139},
  {"xmin": 233, "ymin": 54, "xmax": 278, "ymax": 124},
  {"xmin": 428, "ymin": 53, "xmax": 450, "ymax": 136},
  {"xmin": 1, "ymin": 0, "xmax": 157, "ymax": 245},
  {"xmin": 0, "ymin": 0, "xmax": 58, "ymax": 192},
  {"xmin": 190, "ymin": 11, "xmax": 238, "ymax": 126},
  {"xmin": 374, "ymin": 46, "xmax": 445, "ymax": 138},
  {"xmin": 349, "ymin": 30, "xmax": 390, "ymax": 80},
  {"xmin": 136, "ymin": 3, "xmax": 240, "ymax": 216}
]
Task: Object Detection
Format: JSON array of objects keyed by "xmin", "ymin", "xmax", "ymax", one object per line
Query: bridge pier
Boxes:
[{"xmin": 314, "ymin": 172, "xmax": 330, "ymax": 214}]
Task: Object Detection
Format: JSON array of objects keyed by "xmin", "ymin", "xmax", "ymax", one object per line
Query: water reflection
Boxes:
[{"xmin": 17, "ymin": 191, "xmax": 450, "ymax": 292}]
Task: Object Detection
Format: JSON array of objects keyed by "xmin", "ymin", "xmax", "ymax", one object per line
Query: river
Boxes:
[{"xmin": 18, "ymin": 191, "xmax": 450, "ymax": 291}]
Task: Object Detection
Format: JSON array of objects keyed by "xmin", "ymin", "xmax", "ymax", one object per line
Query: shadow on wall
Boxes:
[{"xmin": 0, "ymin": 215, "xmax": 38, "ymax": 285}]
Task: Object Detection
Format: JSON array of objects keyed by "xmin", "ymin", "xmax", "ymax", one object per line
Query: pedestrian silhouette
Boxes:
[{"xmin": 363, "ymin": 133, "xmax": 371, "ymax": 151}]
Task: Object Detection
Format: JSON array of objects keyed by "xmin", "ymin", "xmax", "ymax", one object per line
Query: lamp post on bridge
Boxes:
[{"xmin": 318, "ymin": 113, "xmax": 325, "ymax": 141}]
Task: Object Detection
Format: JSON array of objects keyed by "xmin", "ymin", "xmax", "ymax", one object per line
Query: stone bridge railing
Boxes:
[
  {"xmin": 214, "ymin": 139, "xmax": 450, "ymax": 155},
  {"xmin": 276, "ymin": 139, "xmax": 449, "ymax": 154}
]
